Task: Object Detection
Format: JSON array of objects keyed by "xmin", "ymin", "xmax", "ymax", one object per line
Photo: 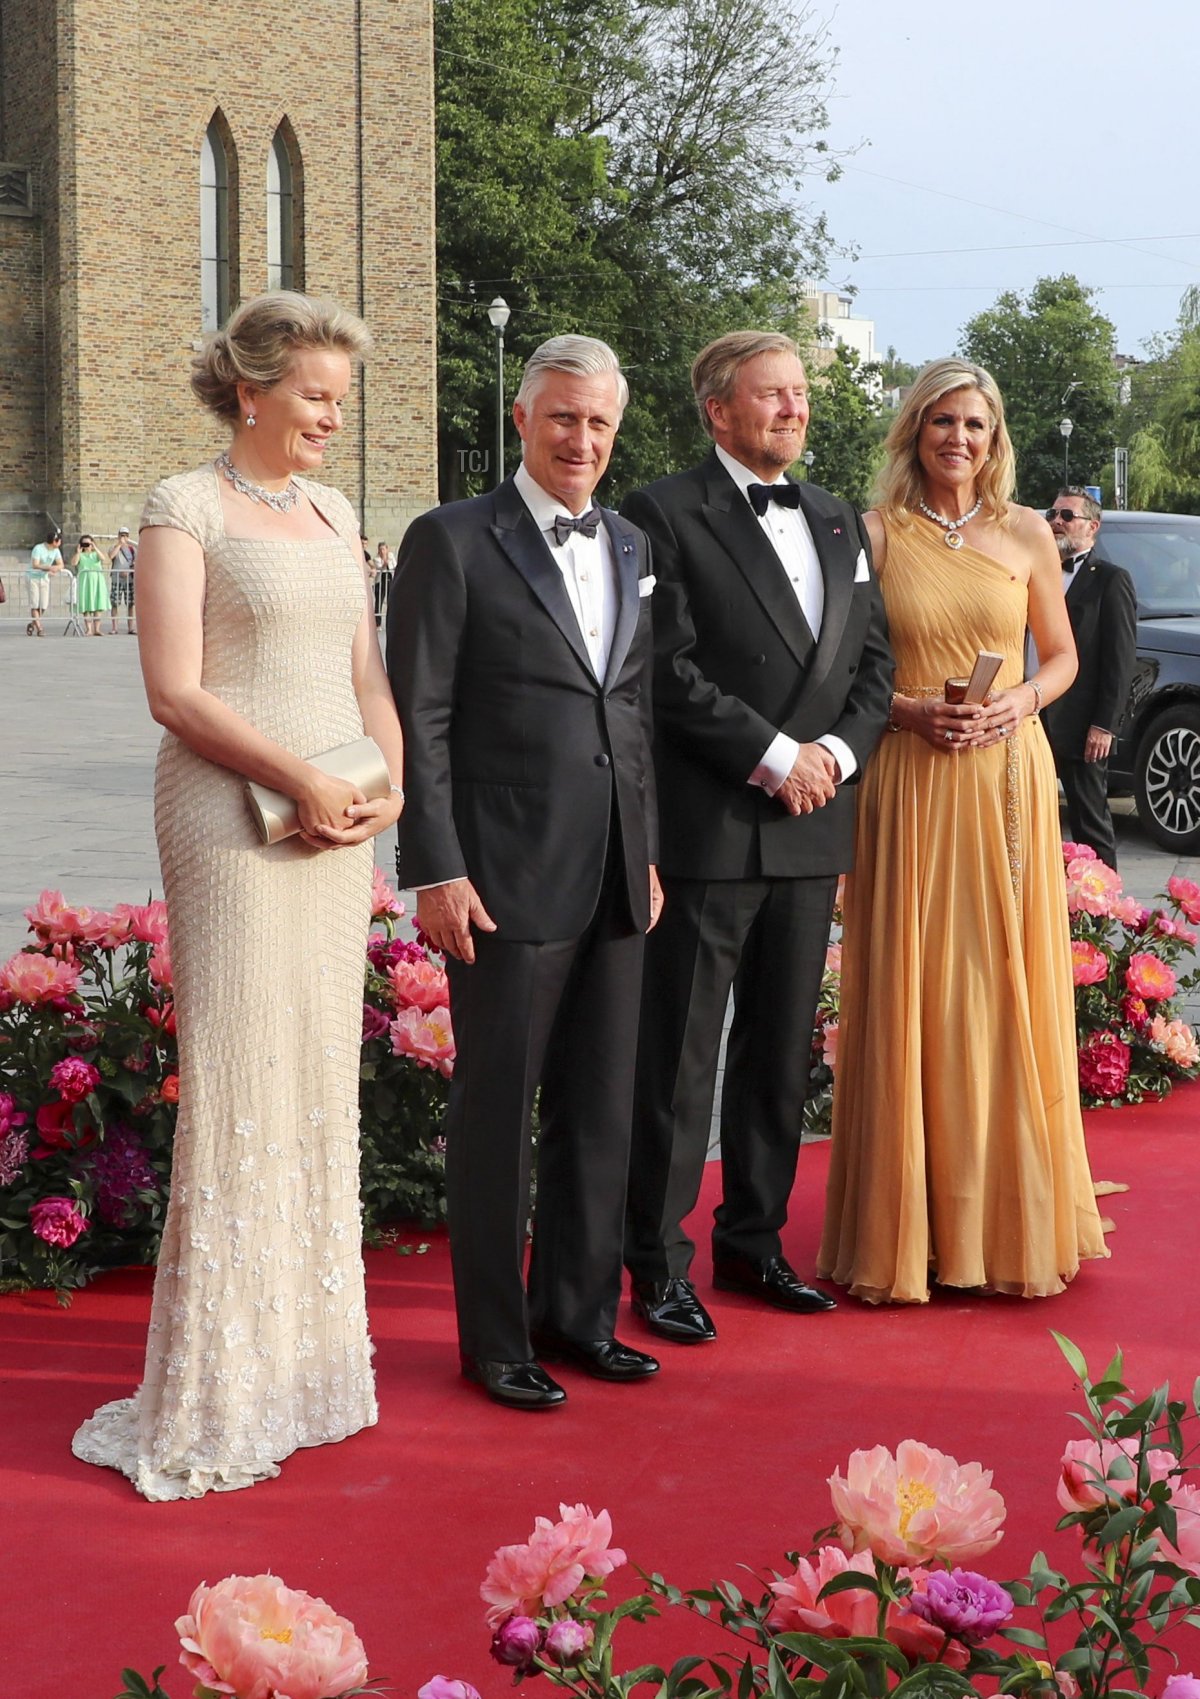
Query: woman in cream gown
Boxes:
[
  {"xmin": 72, "ymin": 293, "xmax": 406, "ymax": 1497},
  {"xmin": 819, "ymin": 358, "xmax": 1107, "ymax": 1305}
]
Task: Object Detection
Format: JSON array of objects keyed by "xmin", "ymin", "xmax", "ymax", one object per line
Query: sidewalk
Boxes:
[{"xmin": 2, "ymin": 623, "xmax": 1198, "ymax": 1020}]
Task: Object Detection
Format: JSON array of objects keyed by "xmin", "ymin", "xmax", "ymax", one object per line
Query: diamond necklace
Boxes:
[
  {"xmin": 216, "ymin": 451, "xmax": 301, "ymax": 514},
  {"xmin": 918, "ymin": 494, "xmax": 983, "ymax": 549}
]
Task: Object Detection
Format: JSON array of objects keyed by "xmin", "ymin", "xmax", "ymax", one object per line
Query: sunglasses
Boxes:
[{"xmin": 1045, "ymin": 507, "xmax": 1094, "ymax": 523}]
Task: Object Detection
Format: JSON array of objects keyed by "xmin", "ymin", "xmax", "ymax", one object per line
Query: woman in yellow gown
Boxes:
[{"xmin": 818, "ymin": 358, "xmax": 1108, "ymax": 1304}]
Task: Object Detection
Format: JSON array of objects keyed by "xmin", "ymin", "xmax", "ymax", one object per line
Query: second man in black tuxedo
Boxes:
[
  {"xmin": 622, "ymin": 330, "xmax": 893, "ymax": 1344},
  {"xmin": 1040, "ymin": 488, "xmax": 1136, "ymax": 869},
  {"xmin": 389, "ymin": 336, "xmax": 661, "ymax": 1409}
]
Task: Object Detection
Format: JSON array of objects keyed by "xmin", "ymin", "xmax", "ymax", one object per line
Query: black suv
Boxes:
[{"xmin": 1096, "ymin": 510, "xmax": 1200, "ymax": 852}]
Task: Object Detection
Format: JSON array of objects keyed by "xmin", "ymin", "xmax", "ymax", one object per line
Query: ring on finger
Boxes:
[{"xmin": 943, "ymin": 729, "xmax": 954, "ymax": 743}]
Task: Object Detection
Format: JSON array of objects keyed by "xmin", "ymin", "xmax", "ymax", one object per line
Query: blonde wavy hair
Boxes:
[
  {"xmin": 190, "ymin": 291, "xmax": 372, "ymax": 422},
  {"xmin": 873, "ymin": 357, "xmax": 1016, "ymax": 526}
]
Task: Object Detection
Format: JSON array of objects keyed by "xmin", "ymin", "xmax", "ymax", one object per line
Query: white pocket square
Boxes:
[
  {"xmin": 638, "ymin": 575, "xmax": 656, "ymax": 597},
  {"xmin": 853, "ymin": 549, "xmax": 870, "ymax": 583}
]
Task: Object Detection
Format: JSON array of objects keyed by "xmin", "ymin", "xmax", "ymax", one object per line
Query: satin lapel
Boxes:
[
  {"xmin": 800, "ymin": 486, "xmax": 854, "ymax": 690},
  {"xmin": 1066, "ymin": 560, "xmax": 1097, "ymax": 606},
  {"xmin": 602, "ymin": 510, "xmax": 642, "ymax": 689},
  {"xmin": 700, "ymin": 459, "xmax": 816, "ymax": 666},
  {"xmin": 489, "ymin": 479, "xmax": 596, "ymax": 681}
]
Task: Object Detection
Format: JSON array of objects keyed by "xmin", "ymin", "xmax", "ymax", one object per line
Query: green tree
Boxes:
[
  {"xmin": 1120, "ymin": 288, "xmax": 1200, "ymax": 511},
  {"xmin": 804, "ymin": 345, "xmax": 883, "ymax": 508},
  {"xmin": 959, "ymin": 275, "xmax": 1118, "ymax": 507},
  {"xmin": 434, "ymin": 0, "xmax": 840, "ymax": 501}
]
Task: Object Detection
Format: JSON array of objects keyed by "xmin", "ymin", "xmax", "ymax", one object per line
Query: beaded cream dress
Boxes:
[{"xmin": 72, "ymin": 464, "xmax": 378, "ymax": 1500}]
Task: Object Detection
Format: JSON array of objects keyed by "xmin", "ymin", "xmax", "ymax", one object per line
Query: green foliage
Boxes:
[
  {"xmin": 806, "ymin": 346, "xmax": 886, "ymax": 509},
  {"xmin": 959, "ymin": 276, "xmax": 1118, "ymax": 508},
  {"xmin": 1124, "ymin": 327, "xmax": 1200, "ymax": 512},
  {"xmin": 434, "ymin": 0, "xmax": 840, "ymax": 501}
]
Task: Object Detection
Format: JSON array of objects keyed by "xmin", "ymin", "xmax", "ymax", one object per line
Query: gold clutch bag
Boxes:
[{"xmin": 245, "ymin": 736, "xmax": 391, "ymax": 845}]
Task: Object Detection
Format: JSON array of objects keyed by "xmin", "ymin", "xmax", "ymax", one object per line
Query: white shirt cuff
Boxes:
[
  {"xmin": 818, "ymin": 734, "xmax": 856, "ymax": 784},
  {"xmin": 749, "ymin": 732, "xmax": 799, "ymax": 796}
]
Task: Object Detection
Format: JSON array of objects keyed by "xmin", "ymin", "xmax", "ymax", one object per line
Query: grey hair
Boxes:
[
  {"xmin": 1057, "ymin": 485, "xmax": 1102, "ymax": 523},
  {"xmin": 514, "ymin": 334, "xmax": 629, "ymax": 413}
]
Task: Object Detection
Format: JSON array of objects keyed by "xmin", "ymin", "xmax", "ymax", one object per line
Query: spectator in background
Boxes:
[
  {"xmin": 73, "ymin": 534, "xmax": 112, "ymax": 636},
  {"xmin": 108, "ymin": 527, "xmax": 137, "ymax": 634},
  {"xmin": 27, "ymin": 527, "xmax": 63, "ymax": 637},
  {"xmin": 1039, "ymin": 489, "xmax": 1137, "ymax": 869},
  {"xmin": 373, "ymin": 540, "xmax": 393, "ymax": 628}
]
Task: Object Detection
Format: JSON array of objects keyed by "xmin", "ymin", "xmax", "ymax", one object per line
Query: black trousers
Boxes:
[
  {"xmin": 625, "ymin": 872, "xmax": 837, "ymax": 1285},
  {"xmin": 443, "ymin": 855, "xmax": 644, "ymax": 1363},
  {"xmin": 1055, "ymin": 750, "xmax": 1117, "ymax": 870}
]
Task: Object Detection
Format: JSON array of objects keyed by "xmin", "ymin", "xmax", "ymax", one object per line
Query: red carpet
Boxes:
[{"xmin": 6, "ymin": 1090, "xmax": 1200, "ymax": 1698}]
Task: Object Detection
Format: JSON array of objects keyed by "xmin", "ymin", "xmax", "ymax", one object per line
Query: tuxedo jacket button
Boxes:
[
  {"xmin": 594, "ymin": 753, "xmax": 611, "ymax": 767},
  {"xmin": 751, "ymin": 653, "xmax": 766, "ymax": 666}
]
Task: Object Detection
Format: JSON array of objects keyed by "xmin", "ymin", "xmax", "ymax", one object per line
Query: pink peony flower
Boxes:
[
  {"xmin": 1162, "ymin": 1677, "xmax": 1200, "ymax": 1699},
  {"xmin": 419, "ymin": 1681, "xmax": 482, "ymax": 1699},
  {"xmin": 1078, "ymin": 1030, "xmax": 1132, "ymax": 1100},
  {"xmin": 821, "ymin": 1021, "xmax": 839, "ymax": 1070},
  {"xmin": 0, "ymin": 951, "xmax": 82, "ymax": 1007},
  {"xmin": 885, "ymin": 1573, "xmax": 971, "ymax": 1670},
  {"xmin": 829, "ymin": 1440, "xmax": 1005, "ymax": 1566},
  {"xmin": 1064, "ymin": 856, "xmax": 1123, "ymax": 918},
  {"xmin": 1123, "ymin": 996, "xmax": 1150, "ymax": 1034},
  {"xmin": 1156, "ymin": 1482, "xmax": 1200, "ymax": 1575},
  {"xmin": 113, "ymin": 900, "xmax": 170, "ymax": 946},
  {"xmin": 0, "ymin": 1090, "xmax": 27, "ymax": 1137},
  {"xmin": 1154, "ymin": 913, "xmax": 1199, "ymax": 946},
  {"xmin": 766, "ymin": 1546, "xmax": 877, "ymax": 1638},
  {"xmin": 1057, "ymin": 1437, "xmax": 1175, "ymax": 1515},
  {"xmin": 1112, "ymin": 895, "xmax": 1150, "ymax": 928},
  {"xmin": 543, "ymin": 1619, "xmax": 594, "ymax": 1665},
  {"xmin": 149, "ymin": 939, "xmax": 173, "ymax": 990},
  {"xmin": 1125, "ymin": 952, "xmax": 1177, "ymax": 1002},
  {"xmin": 29, "ymin": 1196, "xmax": 88, "ymax": 1247},
  {"xmin": 1071, "ymin": 940, "xmax": 1108, "ymax": 987},
  {"xmin": 906, "ymin": 1568, "xmax": 1013, "ymax": 1645},
  {"xmin": 1168, "ymin": 876, "xmax": 1200, "ymax": 925},
  {"xmin": 481, "ymin": 1503, "xmax": 626, "ymax": 1627},
  {"xmin": 24, "ymin": 889, "xmax": 113, "ymax": 945},
  {"xmin": 49, "ymin": 1057, "xmax": 101, "ymax": 1104},
  {"xmin": 390, "ymin": 958, "xmax": 450, "ymax": 1013},
  {"xmin": 1062, "ymin": 841, "xmax": 1098, "ymax": 863},
  {"xmin": 490, "ymin": 1615, "xmax": 543, "ymax": 1669},
  {"xmin": 1149, "ymin": 1015, "xmax": 1200, "ymax": 1070},
  {"xmin": 390, "ymin": 1005, "xmax": 455, "ymax": 1077},
  {"xmin": 371, "ymin": 865, "xmax": 405, "ymax": 920},
  {"xmin": 825, "ymin": 943, "xmax": 842, "ymax": 976},
  {"xmin": 175, "ymin": 1573, "xmax": 368, "ymax": 1699}
]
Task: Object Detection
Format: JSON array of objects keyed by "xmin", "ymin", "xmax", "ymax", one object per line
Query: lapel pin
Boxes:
[{"xmin": 832, "ymin": 526, "xmax": 842, "ymax": 536}]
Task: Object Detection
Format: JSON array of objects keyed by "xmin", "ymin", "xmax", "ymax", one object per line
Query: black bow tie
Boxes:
[
  {"xmin": 552, "ymin": 509, "xmax": 601, "ymax": 546},
  {"xmin": 747, "ymin": 482, "xmax": 801, "ymax": 517}
]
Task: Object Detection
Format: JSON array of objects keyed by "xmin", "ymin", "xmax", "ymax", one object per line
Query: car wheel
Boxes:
[{"xmin": 1134, "ymin": 704, "xmax": 1200, "ymax": 852}]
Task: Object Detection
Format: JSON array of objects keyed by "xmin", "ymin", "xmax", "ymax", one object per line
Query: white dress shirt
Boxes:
[
  {"xmin": 713, "ymin": 446, "xmax": 856, "ymax": 793},
  {"xmin": 514, "ymin": 460, "xmax": 618, "ymax": 679}
]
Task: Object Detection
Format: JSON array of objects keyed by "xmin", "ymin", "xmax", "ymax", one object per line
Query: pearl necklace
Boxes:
[
  {"xmin": 217, "ymin": 451, "xmax": 301, "ymax": 514},
  {"xmin": 918, "ymin": 495, "xmax": 983, "ymax": 549}
]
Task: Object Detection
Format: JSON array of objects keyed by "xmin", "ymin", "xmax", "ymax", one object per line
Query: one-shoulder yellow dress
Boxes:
[{"xmin": 818, "ymin": 517, "xmax": 1108, "ymax": 1303}]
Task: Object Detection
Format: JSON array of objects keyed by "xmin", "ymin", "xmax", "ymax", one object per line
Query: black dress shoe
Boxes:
[
  {"xmin": 530, "ymin": 1330, "xmax": 660, "ymax": 1381},
  {"xmin": 460, "ymin": 1354, "xmax": 567, "ymax": 1409},
  {"xmin": 631, "ymin": 1277, "xmax": 718, "ymax": 1344},
  {"xmin": 712, "ymin": 1254, "xmax": 837, "ymax": 1313}
]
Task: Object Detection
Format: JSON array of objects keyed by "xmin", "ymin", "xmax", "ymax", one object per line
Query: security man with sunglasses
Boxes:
[{"xmin": 1039, "ymin": 488, "xmax": 1136, "ymax": 869}]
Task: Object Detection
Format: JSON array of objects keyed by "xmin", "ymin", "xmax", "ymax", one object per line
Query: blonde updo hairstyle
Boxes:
[
  {"xmin": 190, "ymin": 291, "xmax": 373, "ymax": 423},
  {"xmin": 873, "ymin": 357, "xmax": 1016, "ymax": 527}
]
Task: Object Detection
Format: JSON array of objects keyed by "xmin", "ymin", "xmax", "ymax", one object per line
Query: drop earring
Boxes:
[{"xmin": 247, "ymin": 414, "xmax": 257, "ymax": 428}]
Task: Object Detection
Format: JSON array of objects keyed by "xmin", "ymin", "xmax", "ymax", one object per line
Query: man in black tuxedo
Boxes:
[
  {"xmin": 1041, "ymin": 489, "xmax": 1136, "ymax": 869},
  {"xmin": 388, "ymin": 336, "xmax": 662, "ymax": 1409},
  {"xmin": 622, "ymin": 330, "xmax": 893, "ymax": 1344}
]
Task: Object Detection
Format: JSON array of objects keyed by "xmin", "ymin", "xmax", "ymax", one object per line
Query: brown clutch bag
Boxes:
[
  {"xmin": 245, "ymin": 736, "xmax": 391, "ymax": 845},
  {"xmin": 945, "ymin": 650, "xmax": 1003, "ymax": 705}
]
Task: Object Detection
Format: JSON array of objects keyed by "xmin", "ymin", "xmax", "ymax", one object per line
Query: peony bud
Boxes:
[
  {"xmin": 543, "ymin": 1618, "xmax": 594, "ymax": 1664},
  {"xmin": 418, "ymin": 1679, "xmax": 483, "ymax": 1699},
  {"xmin": 490, "ymin": 1614, "xmax": 543, "ymax": 1669}
]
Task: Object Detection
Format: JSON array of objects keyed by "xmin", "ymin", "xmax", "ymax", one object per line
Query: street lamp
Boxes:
[
  {"xmin": 802, "ymin": 449, "xmax": 815, "ymax": 480},
  {"xmin": 1059, "ymin": 417, "xmax": 1074, "ymax": 487},
  {"xmin": 487, "ymin": 297, "xmax": 510, "ymax": 487}
]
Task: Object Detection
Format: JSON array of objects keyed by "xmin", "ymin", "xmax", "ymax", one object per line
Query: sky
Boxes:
[{"xmin": 802, "ymin": 0, "xmax": 1197, "ymax": 365}]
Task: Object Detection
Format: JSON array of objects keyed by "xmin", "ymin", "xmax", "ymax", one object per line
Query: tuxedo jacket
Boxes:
[
  {"xmin": 620, "ymin": 450, "xmax": 893, "ymax": 881},
  {"xmin": 388, "ymin": 477, "xmax": 658, "ymax": 942},
  {"xmin": 1041, "ymin": 551, "xmax": 1137, "ymax": 758}
]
